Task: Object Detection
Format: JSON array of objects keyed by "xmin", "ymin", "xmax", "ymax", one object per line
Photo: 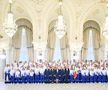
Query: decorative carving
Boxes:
[
  {"xmin": 32, "ymin": 0, "xmax": 45, "ymax": 4},
  {"xmin": 15, "ymin": 6, "xmax": 24, "ymax": 14},
  {"xmin": 30, "ymin": 0, "xmax": 49, "ymax": 12}
]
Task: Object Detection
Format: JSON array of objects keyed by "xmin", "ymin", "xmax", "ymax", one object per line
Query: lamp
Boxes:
[
  {"xmin": 3, "ymin": 0, "xmax": 17, "ymax": 37},
  {"xmin": 54, "ymin": 0, "xmax": 66, "ymax": 39}
]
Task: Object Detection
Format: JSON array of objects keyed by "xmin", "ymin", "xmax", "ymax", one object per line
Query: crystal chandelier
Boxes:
[
  {"xmin": 3, "ymin": 0, "xmax": 17, "ymax": 37},
  {"xmin": 54, "ymin": 0, "xmax": 66, "ymax": 39},
  {"xmin": 103, "ymin": 16, "xmax": 108, "ymax": 39}
]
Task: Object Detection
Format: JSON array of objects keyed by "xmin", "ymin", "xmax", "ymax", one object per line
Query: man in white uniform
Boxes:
[
  {"xmin": 10, "ymin": 67, "xmax": 15, "ymax": 83},
  {"xmin": 15, "ymin": 69, "xmax": 21, "ymax": 83}
]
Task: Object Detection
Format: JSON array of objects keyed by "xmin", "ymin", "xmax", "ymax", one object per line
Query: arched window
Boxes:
[
  {"xmin": 47, "ymin": 20, "xmax": 69, "ymax": 61},
  {"xmin": 47, "ymin": 20, "xmax": 57, "ymax": 61},
  {"xmin": 82, "ymin": 20, "xmax": 100, "ymax": 61},
  {"xmin": 53, "ymin": 36, "xmax": 62, "ymax": 61},
  {"xmin": 19, "ymin": 26, "xmax": 28, "ymax": 61},
  {"xmin": 12, "ymin": 19, "xmax": 33, "ymax": 62}
]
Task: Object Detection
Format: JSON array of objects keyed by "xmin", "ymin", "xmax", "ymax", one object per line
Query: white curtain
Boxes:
[
  {"xmin": 12, "ymin": 27, "xmax": 22, "ymax": 61},
  {"xmin": 83, "ymin": 28, "xmax": 100, "ymax": 60},
  {"xmin": 26, "ymin": 27, "xmax": 33, "ymax": 61},
  {"xmin": 83, "ymin": 29, "xmax": 88, "ymax": 60},
  {"xmin": 19, "ymin": 28, "xmax": 28, "ymax": 61},
  {"xmin": 86, "ymin": 30, "xmax": 95, "ymax": 60},
  {"xmin": 53, "ymin": 36, "xmax": 62, "ymax": 62},
  {"xmin": 12, "ymin": 26, "xmax": 33, "ymax": 62},
  {"xmin": 47, "ymin": 30, "xmax": 56, "ymax": 61},
  {"xmin": 60, "ymin": 34, "xmax": 69, "ymax": 60},
  {"xmin": 92, "ymin": 29, "xmax": 100, "ymax": 60}
]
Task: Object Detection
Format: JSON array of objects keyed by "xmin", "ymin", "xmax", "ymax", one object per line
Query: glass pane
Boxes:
[
  {"xmin": 53, "ymin": 36, "xmax": 62, "ymax": 62},
  {"xmin": 19, "ymin": 27, "xmax": 28, "ymax": 61},
  {"xmin": 86, "ymin": 30, "xmax": 95, "ymax": 60}
]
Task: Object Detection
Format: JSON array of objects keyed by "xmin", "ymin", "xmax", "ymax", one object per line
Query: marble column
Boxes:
[
  {"xmin": 103, "ymin": 45, "xmax": 108, "ymax": 60},
  {"xmin": 4, "ymin": 38, "xmax": 13, "ymax": 64},
  {"xmin": 0, "ymin": 49, "xmax": 6, "ymax": 81},
  {"xmin": 33, "ymin": 41, "xmax": 47, "ymax": 61},
  {"xmin": 5, "ymin": 47, "xmax": 10, "ymax": 64},
  {"xmin": 70, "ymin": 41, "xmax": 83, "ymax": 62}
]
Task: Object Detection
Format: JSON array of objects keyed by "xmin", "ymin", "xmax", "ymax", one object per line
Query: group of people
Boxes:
[{"xmin": 4, "ymin": 60, "xmax": 108, "ymax": 84}]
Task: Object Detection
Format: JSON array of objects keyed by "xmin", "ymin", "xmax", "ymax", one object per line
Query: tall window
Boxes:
[
  {"xmin": 86, "ymin": 30, "xmax": 94, "ymax": 60},
  {"xmin": 47, "ymin": 20, "xmax": 69, "ymax": 61},
  {"xmin": 13, "ymin": 19, "xmax": 33, "ymax": 62},
  {"xmin": 53, "ymin": 36, "xmax": 62, "ymax": 62},
  {"xmin": 19, "ymin": 27, "xmax": 28, "ymax": 61},
  {"xmin": 83, "ymin": 20, "xmax": 100, "ymax": 61}
]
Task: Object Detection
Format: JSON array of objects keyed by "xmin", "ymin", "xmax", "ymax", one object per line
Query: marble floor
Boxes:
[{"xmin": 0, "ymin": 82, "xmax": 108, "ymax": 90}]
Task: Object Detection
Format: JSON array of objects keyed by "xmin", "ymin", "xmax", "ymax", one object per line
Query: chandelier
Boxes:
[
  {"xmin": 54, "ymin": 0, "xmax": 66, "ymax": 39},
  {"xmin": 3, "ymin": 0, "xmax": 17, "ymax": 37},
  {"xmin": 103, "ymin": 16, "xmax": 108, "ymax": 39}
]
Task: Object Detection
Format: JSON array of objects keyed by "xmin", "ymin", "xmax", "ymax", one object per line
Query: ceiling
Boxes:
[{"xmin": 0, "ymin": 0, "xmax": 108, "ymax": 40}]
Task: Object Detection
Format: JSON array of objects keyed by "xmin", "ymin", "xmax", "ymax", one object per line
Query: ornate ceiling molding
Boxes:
[{"xmin": 30, "ymin": 0, "xmax": 49, "ymax": 13}]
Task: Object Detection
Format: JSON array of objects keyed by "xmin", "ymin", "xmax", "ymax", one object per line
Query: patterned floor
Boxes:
[{"xmin": 0, "ymin": 82, "xmax": 108, "ymax": 90}]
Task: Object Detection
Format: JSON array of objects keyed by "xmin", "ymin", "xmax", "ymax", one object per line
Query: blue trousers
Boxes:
[
  {"xmin": 26, "ymin": 75, "xmax": 29, "ymax": 83},
  {"xmin": 76, "ymin": 74, "xmax": 80, "ymax": 83},
  {"xmin": 21, "ymin": 76, "xmax": 25, "ymax": 83},
  {"xmin": 85, "ymin": 75, "xmax": 89, "ymax": 83},
  {"xmin": 5, "ymin": 72, "xmax": 9, "ymax": 82},
  {"xmin": 97, "ymin": 75, "xmax": 102, "ymax": 82},
  {"xmin": 35, "ymin": 75, "xmax": 39, "ymax": 83},
  {"xmin": 39, "ymin": 75, "xmax": 44, "ymax": 83},
  {"xmin": 70, "ymin": 75, "xmax": 74, "ymax": 83},
  {"xmin": 94, "ymin": 74, "xmax": 98, "ymax": 82},
  {"xmin": 16, "ymin": 77, "xmax": 20, "ymax": 83},
  {"xmin": 29, "ymin": 76, "xmax": 34, "ymax": 83},
  {"xmin": 10, "ymin": 75, "xmax": 14, "ymax": 83},
  {"xmin": 107, "ymin": 75, "xmax": 108, "ymax": 82},
  {"xmin": 81, "ymin": 75, "xmax": 86, "ymax": 83},
  {"xmin": 102, "ymin": 75, "xmax": 107, "ymax": 83},
  {"xmin": 90, "ymin": 76, "xmax": 94, "ymax": 83}
]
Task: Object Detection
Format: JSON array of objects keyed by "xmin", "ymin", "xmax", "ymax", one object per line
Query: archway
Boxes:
[
  {"xmin": 12, "ymin": 18, "xmax": 33, "ymax": 62},
  {"xmin": 47, "ymin": 20, "xmax": 69, "ymax": 61},
  {"xmin": 82, "ymin": 20, "xmax": 100, "ymax": 61}
]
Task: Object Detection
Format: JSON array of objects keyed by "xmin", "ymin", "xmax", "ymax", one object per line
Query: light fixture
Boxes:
[
  {"xmin": 54, "ymin": 0, "xmax": 66, "ymax": 39},
  {"xmin": 3, "ymin": 0, "xmax": 17, "ymax": 37},
  {"xmin": 103, "ymin": 16, "xmax": 108, "ymax": 39}
]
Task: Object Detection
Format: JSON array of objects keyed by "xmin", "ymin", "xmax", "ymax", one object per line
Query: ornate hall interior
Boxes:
[{"xmin": 0, "ymin": 0, "xmax": 108, "ymax": 90}]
